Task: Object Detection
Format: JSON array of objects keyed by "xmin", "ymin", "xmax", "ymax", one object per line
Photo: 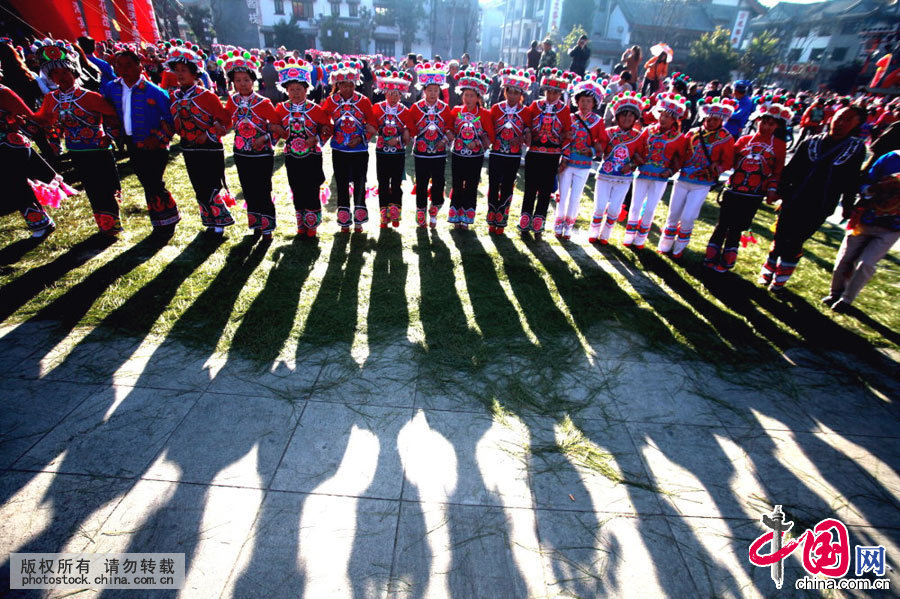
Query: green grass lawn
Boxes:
[{"xmin": 1, "ymin": 134, "xmax": 897, "ymax": 382}]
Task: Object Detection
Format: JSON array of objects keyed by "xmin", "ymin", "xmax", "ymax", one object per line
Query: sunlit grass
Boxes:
[{"xmin": 1, "ymin": 133, "xmax": 897, "ymax": 380}]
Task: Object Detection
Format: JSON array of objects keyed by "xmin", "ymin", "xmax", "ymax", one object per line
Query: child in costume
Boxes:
[
  {"xmin": 166, "ymin": 41, "xmax": 235, "ymax": 236},
  {"xmin": 371, "ymin": 69, "xmax": 413, "ymax": 228},
  {"xmin": 274, "ymin": 57, "xmax": 332, "ymax": 237},
  {"xmin": 589, "ymin": 91, "xmax": 647, "ymax": 244},
  {"xmin": 519, "ymin": 67, "xmax": 575, "ymax": 238},
  {"xmin": 556, "ymin": 74, "xmax": 607, "ymax": 240},
  {"xmin": 487, "ymin": 68, "xmax": 531, "ymax": 234},
  {"xmin": 625, "ymin": 92, "xmax": 688, "ymax": 249},
  {"xmin": 321, "ymin": 60, "xmax": 376, "ymax": 233},
  {"xmin": 658, "ymin": 97, "xmax": 736, "ymax": 258},
  {"xmin": 222, "ymin": 49, "xmax": 284, "ymax": 238},
  {"xmin": 448, "ymin": 69, "xmax": 494, "ymax": 229},
  {"xmin": 705, "ymin": 99, "xmax": 788, "ymax": 271},
  {"xmin": 33, "ymin": 39, "xmax": 123, "ymax": 236},
  {"xmin": 406, "ymin": 62, "xmax": 453, "ymax": 228},
  {"xmin": 0, "ymin": 63, "xmax": 56, "ymax": 237}
]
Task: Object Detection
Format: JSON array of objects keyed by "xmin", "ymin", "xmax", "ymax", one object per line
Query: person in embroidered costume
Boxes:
[
  {"xmin": 623, "ymin": 92, "xmax": 687, "ymax": 249},
  {"xmin": 519, "ymin": 67, "xmax": 575, "ymax": 238},
  {"xmin": 487, "ymin": 68, "xmax": 531, "ymax": 234},
  {"xmin": 448, "ymin": 68, "xmax": 494, "ymax": 230},
  {"xmin": 556, "ymin": 74, "xmax": 608, "ymax": 240},
  {"xmin": 759, "ymin": 105, "xmax": 867, "ymax": 295},
  {"xmin": 372, "ymin": 69, "xmax": 413, "ymax": 228},
  {"xmin": 0, "ymin": 62, "xmax": 56, "ymax": 238},
  {"xmin": 321, "ymin": 60, "xmax": 376, "ymax": 233},
  {"xmin": 166, "ymin": 42, "xmax": 235, "ymax": 237},
  {"xmin": 588, "ymin": 91, "xmax": 647, "ymax": 244},
  {"xmin": 406, "ymin": 62, "xmax": 454, "ymax": 228},
  {"xmin": 102, "ymin": 48, "xmax": 181, "ymax": 237},
  {"xmin": 222, "ymin": 49, "xmax": 284, "ymax": 238},
  {"xmin": 704, "ymin": 99, "xmax": 789, "ymax": 272},
  {"xmin": 274, "ymin": 58, "xmax": 332, "ymax": 238},
  {"xmin": 33, "ymin": 39, "xmax": 124, "ymax": 236},
  {"xmin": 658, "ymin": 96, "xmax": 736, "ymax": 258},
  {"xmin": 825, "ymin": 151, "xmax": 900, "ymax": 312}
]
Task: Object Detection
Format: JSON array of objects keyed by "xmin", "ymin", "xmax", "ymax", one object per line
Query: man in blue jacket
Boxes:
[
  {"xmin": 725, "ymin": 80, "xmax": 754, "ymax": 139},
  {"xmin": 102, "ymin": 49, "xmax": 180, "ymax": 236}
]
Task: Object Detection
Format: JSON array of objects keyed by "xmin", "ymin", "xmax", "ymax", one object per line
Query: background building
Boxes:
[{"xmin": 746, "ymin": 0, "xmax": 900, "ymax": 90}]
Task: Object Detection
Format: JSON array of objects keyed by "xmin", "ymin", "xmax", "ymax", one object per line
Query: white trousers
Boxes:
[
  {"xmin": 555, "ymin": 167, "xmax": 590, "ymax": 236},
  {"xmin": 589, "ymin": 176, "xmax": 631, "ymax": 241},
  {"xmin": 658, "ymin": 180, "xmax": 710, "ymax": 255},
  {"xmin": 625, "ymin": 178, "xmax": 667, "ymax": 247}
]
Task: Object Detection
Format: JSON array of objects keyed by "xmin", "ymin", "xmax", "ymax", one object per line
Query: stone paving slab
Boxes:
[{"xmin": 1, "ymin": 324, "xmax": 898, "ymax": 598}]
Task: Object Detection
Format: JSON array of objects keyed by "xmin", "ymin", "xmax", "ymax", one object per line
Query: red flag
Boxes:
[
  {"xmin": 81, "ymin": 0, "xmax": 113, "ymax": 41},
  {"xmin": 9, "ymin": 0, "xmax": 86, "ymax": 39},
  {"xmin": 133, "ymin": 0, "xmax": 160, "ymax": 43},
  {"xmin": 871, "ymin": 53, "xmax": 892, "ymax": 88}
]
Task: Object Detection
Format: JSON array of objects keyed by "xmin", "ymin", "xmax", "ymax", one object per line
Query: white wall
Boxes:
[{"xmin": 606, "ymin": 5, "xmax": 630, "ymax": 46}]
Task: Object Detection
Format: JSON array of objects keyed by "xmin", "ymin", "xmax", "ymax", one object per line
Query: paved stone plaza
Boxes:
[{"xmin": 0, "ymin": 318, "xmax": 898, "ymax": 598}]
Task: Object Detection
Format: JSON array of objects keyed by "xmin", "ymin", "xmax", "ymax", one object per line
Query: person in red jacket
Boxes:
[
  {"xmin": 625, "ymin": 92, "xmax": 688, "ymax": 249},
  {"xmin": 487, "ymin": 68, "xmax": 531, "ymax": 234},
  {"xmin": 406, "ymin": 62, "xmax": 454, "ymax": 227},
  {"xmin": 274, "ymin": 58, "xmax": 332, "ymax": 237},
  {"xmin": 321, "ymin": 60, "xmax": 376, "ymax": 233},
  {"xmin": 658, "ymin": 96, "xmax": 736, "ymax": 258},
  {"xmin": 519, "ymin": 67, "xmax": 575, "ymax": 238},
  {"xmin": 556, "ymin": 75, "xmax": 608, "ymax": 240},
  {"xmin": 793, "ymin": 96, "xmax": 825, "ymax": 149},
  {"xmin": 167, "ymin": 43, "xmax": 235, "ymax": 236},
  {"xmin": 0, "ymin": 70, "xmax": 56, "ymax": 238},
  {"xmin": 33, "ymin": 39, "xmax": 123, "ymax": 236},
  {"xmin": 371, "ymin": 69, "xmax": 413, "ymax": 228},
  {"xmin": 222, "ymin": 50, "xmax": 284, "ymax": 238},
  {"xmin": 448, "ymin": 69, "xmax": 495, "ymax": 229},
  {"xmin": 589, "ymin": 91, "xmax": 647, "ymax": 244},
  {"xmin": 705, "ymin": 100, "xmax": 789, "ymax": 272}
]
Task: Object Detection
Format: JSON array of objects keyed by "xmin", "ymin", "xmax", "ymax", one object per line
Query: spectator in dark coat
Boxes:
[
  {"xmin": 526, "ymin": 41, "xmax": 541, "ymax": 70},
  {"xmin": 568, "ymin": 35, "xmax": 590, "ymax": 77}
]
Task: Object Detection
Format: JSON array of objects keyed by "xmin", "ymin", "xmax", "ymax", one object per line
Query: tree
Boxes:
[
  {"xmin": 391, "ymin": 0, "xmax": 426, "ymax": 54},
  {"xmin": 272, "ymin": 19, "xmax": 305, "ymax": 51},
  {"xmin": 319, "ymin": 7, "xmax": 374, "ymax": 54},
  {"xmin": 686, "ymin": 26, "xmax": 740, "ymax": 82},
  {"xmin": 209, "ymin": 0, "xmax": 256, "ymax": 48},
  {"xmin": 459, "ymin": 0, "xmax": 481, "ymax": 55},
  {"xmin": 184, "ymin": 5, "xmax": 215, "ymax": 47},
  {"xmin": 740, "ymin": 30, "xmax": 779, "ymax": 80},
  {"xmin": 559, "ymin": 24, "xmax": 588, "ymax": 70}
]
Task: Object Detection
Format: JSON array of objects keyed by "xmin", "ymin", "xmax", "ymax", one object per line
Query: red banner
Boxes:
[
  {"xmin": 133, "ymin": 0, "xmax": 160, "ymax": 43},
  {"xmin": 9, "ymin": 0, "xmax": 86, "ymax": 39},
  {"xmin": 81, "ymin": 0, "xmax": 114, "ymax": 41},
  {"xmin": 110, "ymin": 0, "xmax": 136, "ymax": 42}
]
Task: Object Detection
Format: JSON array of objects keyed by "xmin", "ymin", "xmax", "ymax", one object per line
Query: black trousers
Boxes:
[
  {"xmin": 126, "ymin": 145, "xmax": 180, "ymax": 227},
  {"xmin": 521, "ymin": 151, "xmax": 560, "ymax": 222},
  {"xmin": 183, "ymin": 149, "xmax": 234, "ymax": 228},
  {"xmin": 235, "ymin": 152, "xmax": 276, "ymax": 233},
  {"xmin": 709, "ymin": 190, "xmax": 763, "ymax": 249},
  {"xmin": 70, "ymin": 149, "xmax": 122, "ymax": 233},
  {"xmin": 286, "ymin": 153, "xmax": 325, "ymax": 230},
  {"xmin": 769, "ymin": 207, "xmax": 829, "ymax": 263},
  {"xmin": 376, "ymin": 152, "xmax": 405, "ymax": 208},
  {"xmin": 487, "ymin": 153, "xmax": 520, "ymax": 227},
  {"xmin": 333, "ymin": 149, "xmax": 368, "ymax": 225},
  {"xmin": 450, "ymin": 153, "xmax": 483, "ymax": 223},
  {"xmin": 0, "ymin": 146, "xmax": 53, "ymax": 232},
  {"xmin": 414, "ymin": 156, "xmax": 446, "ymax": 210}
]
